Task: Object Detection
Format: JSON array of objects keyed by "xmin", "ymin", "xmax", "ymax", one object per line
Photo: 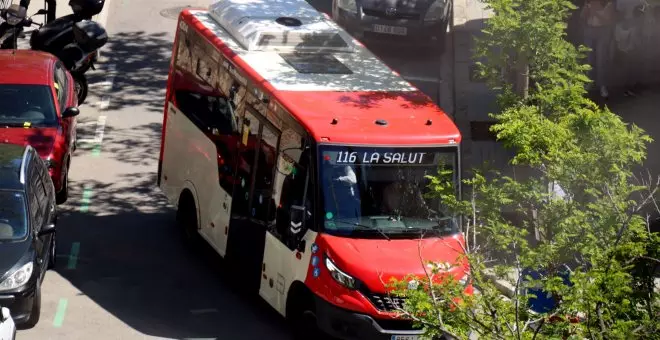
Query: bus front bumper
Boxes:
[{"xmin": 314, "ymin": 295, "xmax": 424, "ymax": 340}]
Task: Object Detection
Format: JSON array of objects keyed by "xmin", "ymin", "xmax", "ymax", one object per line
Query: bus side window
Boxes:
[
  {"xmin": 251, "ymin": 121, "xmax": 279, "ymax": 224},
  {"xmin": 171, "ymin": 29, "xmax": 240, "ymax": 195},
  {"xmin": 233, "ymin": 111, "xmax": 262, "ymax": 218},
  {"xmin": 271, "ymin": 130, "xmax": 313, "ymax": 248}
]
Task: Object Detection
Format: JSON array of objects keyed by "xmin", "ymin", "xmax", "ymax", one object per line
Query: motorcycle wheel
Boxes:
[{"xmin": 73, "ymin": 73, "xmax": 88, "ymax": 105}]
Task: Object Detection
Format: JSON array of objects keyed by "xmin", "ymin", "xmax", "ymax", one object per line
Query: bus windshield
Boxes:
[{"xmin": 318, "ymin": 145, "xmax": 459, "ymax": 239}]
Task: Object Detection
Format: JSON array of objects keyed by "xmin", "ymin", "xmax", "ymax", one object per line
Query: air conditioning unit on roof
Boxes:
[{"xmin": 208, "ymin": 0, "xmax": 355, "ymax": 53}]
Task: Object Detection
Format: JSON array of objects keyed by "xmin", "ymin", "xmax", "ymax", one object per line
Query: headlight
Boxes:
[
  {"xmin": 0, "ymin": 262, "xmax": 33, "ymax": 291},
  {"xmin": 6, "ymin": 13, "xmax": 22, "ymax": 26},
  {"xmin": 337, "ymin": 0, "xmax": 357, "ymax": 14},
  {"xmin": 458, "ymin": 273, "xmax": 470, "ymax": 287},
  {"xmin": 424, "ymin": 0, "xmax": 448, "ymax": 22},
  {"xmin": 325, "ymin": 256, "xmax": 356, "ymax": 289}
]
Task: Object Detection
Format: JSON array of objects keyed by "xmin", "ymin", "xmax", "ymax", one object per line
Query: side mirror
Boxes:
[
  {"xmin": 1, "ymin": 307, "xmax": 10, "ymax": 322},
  {"xmin": 62, "ymin": 107, "xmax": 80, "ymax": 118},
  {"xmin": 38, "ymin": 223, "xmax": 56, "ymax": 237},
  {"xmin": 35, "ymin": 9, "xmax": 49, "ymax": 15}
]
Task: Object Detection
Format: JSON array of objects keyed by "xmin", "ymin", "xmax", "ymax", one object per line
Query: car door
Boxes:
[{"xmin": 53, "ymin": 62, "xmax": 75, "ymax": 154}]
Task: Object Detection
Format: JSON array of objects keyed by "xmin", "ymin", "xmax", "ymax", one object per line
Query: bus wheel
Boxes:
[
  {"xmin": 176, "ymin": 194, "xmax": 198, "ymax": 246},
  {"xmin": 287, "ymin": 291, "xmax": 321, "ymax": 339}
]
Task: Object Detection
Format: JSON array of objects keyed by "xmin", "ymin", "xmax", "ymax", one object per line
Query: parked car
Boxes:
[
  {"xmin": 0, "ymin": 144, "xmax": 58, "ymax": 329},
  {"xmin": 0, "ymin": 49, "xmax": 80, "ymax": 204},
  {"xmin": 331, "ymin": 0, "xmax": 452, "ymax": 50},
  {"xmin": 0, "ymin": 307, "xmax": 16, "ymax": 340}
]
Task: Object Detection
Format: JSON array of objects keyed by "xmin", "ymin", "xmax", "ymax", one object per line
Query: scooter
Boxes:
[{"xmin": 0, "ymin": 0, "xmax": 107, "ymax": 104}]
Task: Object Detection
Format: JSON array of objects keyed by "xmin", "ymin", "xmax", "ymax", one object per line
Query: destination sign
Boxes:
[{"xmin": 332, "ymin": 151, "xmax": 436, "ymax": 165}]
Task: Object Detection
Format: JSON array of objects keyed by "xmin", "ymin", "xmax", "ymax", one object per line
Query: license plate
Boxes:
[
  {"xmin": 391, "ymin": 336, "xmax": 419, "ymax": 340},
  {"xmin": 373, "ymin": 24, "xmax": 407, "ymax": 36}
]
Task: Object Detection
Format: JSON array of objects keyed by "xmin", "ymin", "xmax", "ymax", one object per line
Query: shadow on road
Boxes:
[
  {"xmin": 86, "ymin": 30, "xmax": 173, "ymax": 113},
  {"xmin": 51, "ymin": 26, "xmax": 295, "ymax": 339},
  {"xmin": 51, "ymin": 171, "xmax": 292, "ymax": 339}
]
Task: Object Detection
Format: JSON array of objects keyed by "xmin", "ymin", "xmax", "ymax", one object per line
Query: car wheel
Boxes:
[
  {"xmin": 48, "ymin": 232, "xmax": 57, "ymax": 269},
  {"xmin": 22, "ymin": 283, "xmax": 41, "ymax": 329},
  {"xmin": 73, "ymin": 73, "xmax": 88, "ymax": 105},
  {"xmin": 56, "ymin": 161, "xmax": 69, "ymax": 204},
  {"xmin": 288, "ymin": 295, "xmax": 322, "ymax": 340}
]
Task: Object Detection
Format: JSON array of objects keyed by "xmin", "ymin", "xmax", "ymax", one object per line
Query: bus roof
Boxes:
[{"xmin": 179, "ymin": 0, "xmax": 461, "ymax": 145}]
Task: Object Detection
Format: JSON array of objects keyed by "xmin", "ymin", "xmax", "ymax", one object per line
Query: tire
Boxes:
[
  {"xmin": 47, "ymin": 232, "xmax": 57, "ymax": 269},
  {"xmin": 176, "ymin": 194, "xmax": 199, "ymax": 247},
  {"xmin": 288, "ymin": 292, "xmax": 322, "ymax": 340},
  {"xmin": 56, "ymin": 160, "xmax": 69, "ymax": 204},
  {"xmin": 73, "ymin": 73, "xmax": 88, "ymax": 105},
  {"xmin": 22, "ymin": 283, "xmax": 41, "ymax": 329}
]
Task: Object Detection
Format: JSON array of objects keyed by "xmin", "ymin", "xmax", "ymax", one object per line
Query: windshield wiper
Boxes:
[{"xmin": 334, "ymin": 219, "xmax": 391, "ymax": 241}]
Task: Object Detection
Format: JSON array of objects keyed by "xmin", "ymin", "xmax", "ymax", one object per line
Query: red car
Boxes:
[{"xmin": 0, "ymin": 50, "xmax": 79, "ymax": 204}]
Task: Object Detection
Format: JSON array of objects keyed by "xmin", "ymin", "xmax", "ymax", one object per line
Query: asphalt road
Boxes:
[{"xmin": 16, "ymin": 1, "xmax": 446, "ymax": 339}]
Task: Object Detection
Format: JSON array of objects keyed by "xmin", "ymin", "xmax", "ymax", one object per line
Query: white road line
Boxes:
[
  {"xmin": 76, "ymin": 121, "xmax": 98, "ymax": 127},
  {"xmin": 78, "ymin": 115, "xmax": 107, "ymax": 144},
  {"xmin": 95, "ymin": 64, "xmax": 116, "ymax": 110},
  {"xmin": 402, "ymin": 75, "xmax": 443, "ymax": 83},
  {"xmin": 94, "ymin": 116, "xmax": 107, "ymax": 144},
  {"xmin": 98, "ymin": 97, "xmax": 111, "ymax": 110}
]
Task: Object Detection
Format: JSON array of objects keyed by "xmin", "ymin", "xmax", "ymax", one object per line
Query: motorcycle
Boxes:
[{"xmin": 0, "ymin": 0, "xmax": 107, "ymax": 104}]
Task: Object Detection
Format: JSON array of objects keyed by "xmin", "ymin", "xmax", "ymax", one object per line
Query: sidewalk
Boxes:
[
  {"xmin": 449, "ymin": 0, "xmax": 516, "ymax": 179},
  {"xmin": 607, "ymin": 86, "xmax": 660, "ymax": 181}
]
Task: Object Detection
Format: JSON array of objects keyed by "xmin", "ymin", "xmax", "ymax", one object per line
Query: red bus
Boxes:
[{"xmin": 158, "ymin": 0, "xmax": 471, "ymax": 339}]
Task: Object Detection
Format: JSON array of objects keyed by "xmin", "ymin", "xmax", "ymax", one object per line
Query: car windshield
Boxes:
[
  {"xmin": 0, "ymin": 190, "xmax": 28, "ymax": 241},
  {"xmin": 0, "ymin": 84, "xmax": 58, "ymax": 128},
  {"xmin": 318, "ymin": 145, "xmax": 459, "ymax": 239}
]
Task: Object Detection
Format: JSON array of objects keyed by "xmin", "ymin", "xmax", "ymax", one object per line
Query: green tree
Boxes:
[{"xmin": 388, "ymin": 0, "xmax": 660, "ymax": 338}]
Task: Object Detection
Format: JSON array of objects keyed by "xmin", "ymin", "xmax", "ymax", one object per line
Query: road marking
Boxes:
[
  {"xmin": 76, "ymin": 121, "xmax": 98, "ymax": 127},
  {"xmin": 80, "ymin": 184, "xmax": 93, "ymax": 212},
  {"xmin": 67, "ymin": 242, "xmax": 81, "ymax": 269},
  {"xmin": 94, "ymin": 115, "xmax": 107, "ymax": 144},
  {"xmin": 96, "ymin": 64, "xmax": 116, "ymax": 110},
  {"xmin": 98, "ymin": 97, "xmax": 111, "ymax": 110},
  {"xmin": 402, "ymin": 75, "xmax": 443, "ymax": 83},
  {"xmin": 53, "ymin": 298, "xmax": 69, "ymax": 327},
  {"xmin": 190, "ymin": 308, "xmax": 219, "ymax": 315},
  {"xmin": 77, "ymin": 115, "xmax": 107, "ymax": 154}
]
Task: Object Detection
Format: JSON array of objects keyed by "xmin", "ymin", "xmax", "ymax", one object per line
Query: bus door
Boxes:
[
  {"xmin": 260, "ymin": 129, "xmax": 316, "ymax": 315},
  {"xmin": 226, "ymin": 107, "xmax": 280, "ymax": 293}
]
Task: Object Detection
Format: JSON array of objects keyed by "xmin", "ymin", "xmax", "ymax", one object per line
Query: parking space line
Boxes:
[
  {"xmin": 190, "ymin": 308, "xmax": 219, "ymax": 315},
  {"xmin": 77, "ymin": 115, "xmax": 107, "ymax": 157},
  {"xmin": 67, "ymin": 242, "xmax": 81, "ymax": 270},
  {"xmin": 53, "ymin": 298, "xmax": 68, "ymax": 327},
  {"xmin": 79, "ymin": 184, "xmax": 93, "ymax": 212},
  {"xmin": 97, "ymin": 64, "xmax": 117, "ymax": 110}
]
